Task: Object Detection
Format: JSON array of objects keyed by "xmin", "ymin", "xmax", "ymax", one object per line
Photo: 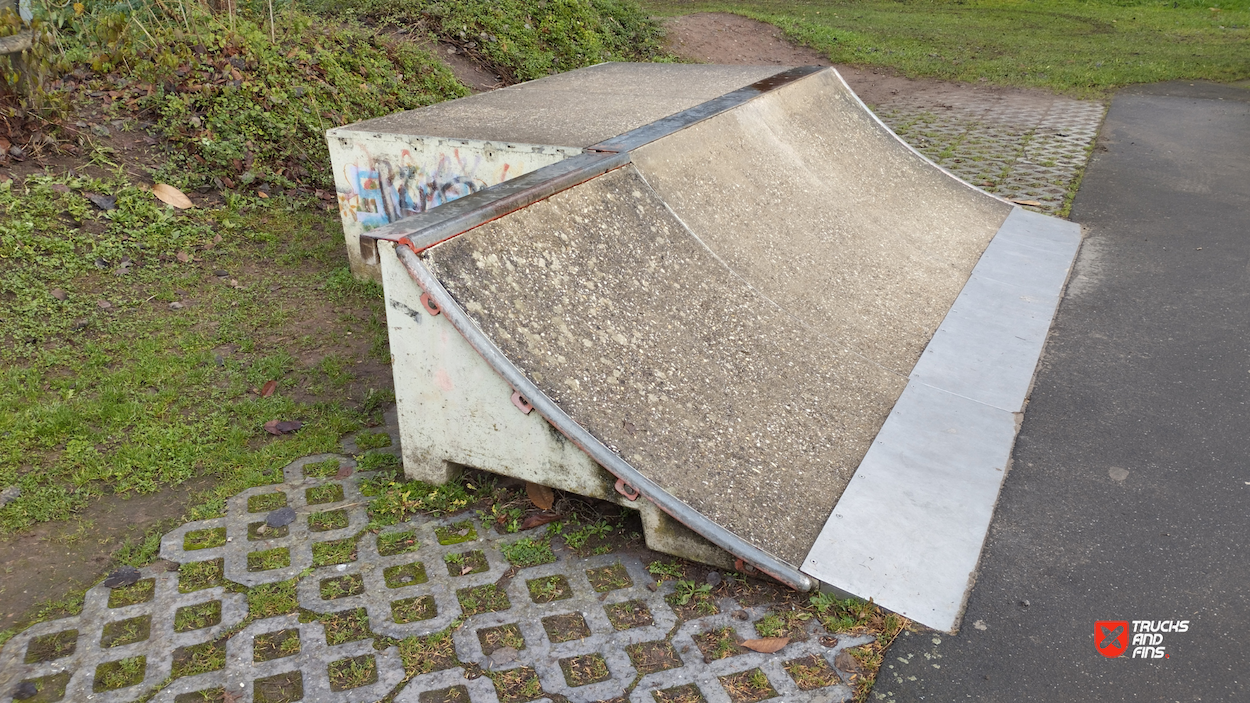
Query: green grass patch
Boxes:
[
  {"xmin": 320, "ymin": 607, "xmax": 372, "ymax": 645},
  {"xmin": 435, "ymin": 520, "xmax": 478, "ymax": 545},
  {"xmin": 100, "ymin": 615, "xmax": 151, "ymax": 647},
  {"xmin": 248, "ymin": 547, "xmax": 291, "ymax": 572},
  {"xmin": 320, "ymin": 574, "xmax": 366, "ymax": 600},
  {"xmin": 308, "ymin": 508, "xmax": 350, "ymax": 531},
  {"xmin": 174, "ymin": 600, "xmax": 222, "ymax": 632},
  {"xmin": 363, "ymin": 477, "xmax": 476, "ymax": 526},
  {"xmin": 444, "ymin": 549, "xmax": 489, "ymax": 576},
  {"xmin": 107, "ymin": 578, "xmax": 155, "ymax": 608},
  {"xmin": 384, "ymin": 561, "xmax": 428, "ymax": 588},
  {"xmin": 399, "ymin": 627, "xmax": 459, "ymax": 675},
  {"xmin": 312, "ymin": 537, "xmax": 357, "ymax": 566},
  {"xmin": 456, "ymin": 584, "xmax": 511, "ymax": 616},
  {"xmin": 303, "ymin": 458, "xmax": 344, "ymax": 478},
  {"xmin": 183, "ymin": 528, "xmax": 227, "ymax": 550},
  {"xmin": 248, "ymin": 493, "xmax": 288, "ymax": 513},
  {"xmin": 312, "ymin": 0, "xmax": 669, "ymax": 84},
  {"xmin": 254, "ymin": 628, "xmax": 302, "ymax": 662},
  {"xmin": 392, "ymin": 594, "xmax": 438, "ymax": 624},
  {"xmin": 306, "ymin": 483, "xmax": 345, "ymax": 505},
  {"xmin": 526, "ymin": 575, "xmax": 572, "ymax": 603},
  {"xmin": 376, "ymin": 529, "xmax": 420, "ymax": 556},
  {"xmin": 354, "ymin": 431, "xmax": 392, "ymax": 450},
  {"xmin": 248, "ymin": 579, "xmax": 301, "ymax": 618},
  {"xmin": 171, "ymin": 638, "xmax": 227, "ymax": 678},
  {"xmin": 328, "ymin": 653, "xmax": 378, "ymax": 691},
  {"xmin": 93, "ymin": 655, "xmax": 147, "ymax": 692},
  {"xmin": 24, "ymin": 629, "xmax": 78, "ymax": 663},
  {"xmin": 500, "ymin": 536, "xmax": 554, "ymax": 568},
  {"xmin": 179, "ymin": 559, "xmax": 226, "ymax": 593},
  {"xmin": 645, "ymin": 0, "xmax": 1250, "ymax": 95}
]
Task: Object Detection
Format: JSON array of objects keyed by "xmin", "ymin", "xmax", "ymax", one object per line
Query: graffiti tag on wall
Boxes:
[{"xmin": 337, "ymin": 148, "xmax": 517, "ymax": 229}]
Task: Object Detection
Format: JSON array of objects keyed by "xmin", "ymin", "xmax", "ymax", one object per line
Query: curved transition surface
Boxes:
[{"xmin": 417, "ymin": 69, "xmax": 1015, "ymax": 568}]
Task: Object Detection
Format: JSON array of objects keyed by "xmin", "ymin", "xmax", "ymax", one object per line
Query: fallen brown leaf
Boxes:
[
  {"xmin": 461, "ymin": 565, "xmax": 473, "ymax": 576},
  {"xmin": 176, "ymin": 251, "xmax": 190, "ymax": 263},
  {"xmin": 0, "ymin": 136, "xmax": 9, "ymax": 151},
  {"xmin": 526, "ymin": 481, "xmax": 554, "ymax": 510},
  {"xmin": 519, "ymin": 512, "xmax": 561, "ymax": 531},
  {"xmin": 335, "ymin": 465, "xmax": 353, "ymax": 480},
  {"xmin": 834, "ymin": 650, "xmax": 862, "ymax": 674},
  {"xmin": 1011, "ymin": 199, "xmax": 1043, "ymax": 207},
  {"xmin": 742, "ymin": 637, "xmax": 790, "ymax": 654},
  {"xmin": 152, "ymin": 182, "xmax": 193, "ymax": 209},
  {"xmin": 264, "ymin": 420, "xmax": 303, "ymax": 435},
  {"xmin": 257, "ymin": 191, "xmax": 268, "ymax": 199},
  {"xmin": 260, "ymin": 380, "xmax": 277, "ymax": 397},
  {"xmin": 49, "ymin": 288, "xmax": 66, "ymax": 301}
]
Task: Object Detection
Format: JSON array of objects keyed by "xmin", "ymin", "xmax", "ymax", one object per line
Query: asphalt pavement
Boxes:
[{"xmin": 880, "ymin": 81, "xmax": 1250, "ymax": 701}]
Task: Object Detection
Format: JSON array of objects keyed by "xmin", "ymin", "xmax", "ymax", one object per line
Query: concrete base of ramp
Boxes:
[{"xmin": 347, "ymin": 64, "xmax": 1081, "ymax": 633}]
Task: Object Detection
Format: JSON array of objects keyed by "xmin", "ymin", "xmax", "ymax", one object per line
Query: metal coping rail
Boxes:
[
  {"xmin": 393, "ymin": 245, "xmax": 815, "ymax": 592},
  {"xmin": 359, "ymin": 65, "xmax": 825, "ymax": 257}
]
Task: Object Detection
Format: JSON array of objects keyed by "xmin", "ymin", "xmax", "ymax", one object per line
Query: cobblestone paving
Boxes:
[
  {"xmin": 0, "ymin": 413, "xmax": 872, "ymax": 703},
  {"xmin": 872, "ymin": 91, "xmax": 1106, "ymax": 214}
]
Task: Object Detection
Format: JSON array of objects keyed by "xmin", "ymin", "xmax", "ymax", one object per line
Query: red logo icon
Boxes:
[{"xmin": 1095, "ymin": 621, "xmax": 1129, "ymax": 658}]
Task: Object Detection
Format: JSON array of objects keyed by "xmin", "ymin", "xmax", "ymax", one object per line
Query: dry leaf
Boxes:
[
  {"xmin": 257, "ymin": 191, "xmax": 269, "ymax": 199},
  {"xmin": 264, "ymin": 419, "xmax": 303, "ymax": 435},
  {"xmin": 834, "ymin": 650, "xmax": 862, "ymax": 674},
  {"xmin": 742, "ymin": 637, "xmax": 790, "ymax": 654},
  {"xmin": 1011, "ymin": 199, "xmax": 1043, "ymax": 207},
  {"xmin": 176, "ymin": 251, "xmax": 190, "ymax": 263},
  {"xmin": 519, "ymin": 512, "xmax": 561, "ymax": 531},
  {"xmin": 0, "ymin": 136, "xmax": 9, "ymax": 151},
  {"xmin": 261, "ymin": 380, "xmax": 277, "ymax": 397},
  {"xmin": 152, "ymin": 182, "xmax": 193, "ymax": 209},
  {"xmin": 50, "ymin": 288, "xmax": 67, "ymax": 301},
  {"xmin": 460, "ymin": 565, "xmax": 473, "ymax": 576},
  {"xmin": 526, "ymin": 481, "xmax": 554, "ymax": 510},
  {"xmin": 335, "ymin": 465, "xmax": 353, "ymax": 480}
]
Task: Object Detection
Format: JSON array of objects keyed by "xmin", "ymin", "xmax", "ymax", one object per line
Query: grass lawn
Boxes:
[{"xmin": 644, "ymin": 0, "xmax": 1250, "ymax": 95}]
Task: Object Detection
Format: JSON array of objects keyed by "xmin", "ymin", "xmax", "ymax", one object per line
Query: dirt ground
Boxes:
[{"xmin": 662, "ymin": 12, "xmax": 1073, "ymax": 109}]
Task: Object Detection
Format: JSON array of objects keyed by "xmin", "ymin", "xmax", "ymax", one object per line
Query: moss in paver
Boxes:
[
  {"xmin": 356, "ymin": 431, "xmax": 392, "ymax": 450},
  {"xmin": 248, "ymin": 579, "xmax": 300, "ymax": 618},
  {"xmin": 392, "ymin": 595, "xmax": 438, "ymax": 624},
  {"xmin": 457, "ymin": 584, "xmax": 511, "ymax": 616},
  {"xmin": 304, "ymin": 458, "xmax": 344, "ymax": 478},
  {"xmin": 444, "ymin": 549, "xmax": 489, "ymax": 576},
  {"xmin": 248, "ymin": 521, "xmax": 290, "ymax": 540},
  {"xmin": 101, "ymin": 615, "xmax": 151, "ymax": 647},
  {"xmin": 309, "ymin": 508, "xmax": 350, "ymax": 532},
  {"xmin": 184, "ymin": 527, "xmax": 227, "ymax": 550},
  {"xmin": 586, "ymin": 562, "xmax": 631, "ymax": 592},
  {"xmin": 172, "ymin": 638, "xmax": 227, "ymax": 678},
  {"xmin": 627, "ymin": 640, "xmax": 683, "ymax": 675},
  {"xmin": 248, "ymin": 492, "xmax": 288, "ymax": 513},
  {"xmin": 399, "ymin": 627, "xmax": 459, "ymax": 676},
  {"xmin": 179, "ymin": 559, "xmax": 225, "ymax": 592},
  {"xmin": 175, "ymin": 688, "xmax": 226, "ymax": 703},
  {"xmin": 378, "ymin": 529, "xmax": 420, "ymax": 556},
  {"xmin": 500, "ymin": 536, "xmax": 555, "ymax": 567},
  {"xmin": 24, "ymin": 630, "xmax": 77, "ymax": 663},
  {"xmin": 254, "ymin": 670, "xmax": 303, "ymax": 703},
  {"xmin": 560, "ymin": 653, "xmax": 611, "ymax": 687},
  {"xmin": 94, "ymin": 655, "xmax": 147, "ymax": 691},
  {"xmin": 420, "ymin": 685, "xmax": 471, "ymax": 703},
  {"xmin": 329, "ymin": 654, "xmax": 378, "ymax": 691},
  {"xmin": 255, "ymin": 628, "xmax": 302, "ymax": 662},
  {"xmin": 312, "ymin": 537, "xmax": 356, "ymax": 566},
  {"xmin": 320, "ymin": 574, "xmax": 366, "ymax": 600},
  {"xmin": 174, "ymin": 600, "xmax": 222, "ymax": 632},
  {"xmin": 490, "ymin": 666, "xmax": 543, "ymax": 703},
  {"xmin": 384, "ymin": 561, "xmax": 428, "ymax": 588},
  {"xmin": 653, "ymin": 683, "xmax": 706, "ymax": 703},
  {"xmin": 435, "ymin": 521, "xmax": 478, "ymax": 545},
  {"xmin": 719, "ymin": 668, "xmax": 778, "ymax": 703},
  {"xmin": 526, "ymin": 575, "xmax": 572, "ymax": 603},
  {"xmin": 321, "ymin": 608, "xmax": 372, "ymax": 645},
  {"xmin": 16, "ymin": 672, "xmax": 71, "ymax": 702},
  {"xmin": 605, "ymin": 600, "xmax": 653, "ymax": 630},
  {"xmin": 543, "ymin": 613, "xmax": 592, "ymax": 643},
  {"xmin": 693, "ymin": 627, "xmax": 747, "ymax": 661},
  {"xmin": 108, "ymin": 578, "xmax": 156, "ymax": 608},
  {"xmin": 478, "ymin": 623, "xmax": 526, "ymax": 655},
  {"xmin": 248, "ymin": 547, "xmax": 291, "ymax": 572},
  {"xmin": 783, "ymin": 654, "xmax": 842, "ymax": 690},
  {"xmin": 306, "ymin": 483, "xmax": 345, "ymax": 505}
]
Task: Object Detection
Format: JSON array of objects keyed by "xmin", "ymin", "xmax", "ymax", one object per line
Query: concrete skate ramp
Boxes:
[{"xmin": 365, "ymin": 66, "xmax": 1081, "ymax": 632}]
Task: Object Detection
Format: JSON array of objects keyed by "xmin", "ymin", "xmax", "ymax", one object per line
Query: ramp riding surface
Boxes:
[
  {"xmin": 358, "ymin": 65, "xmax": 1079, "ymax": 631},
  {"xmin": 882, "ymin": 82, "xmax": 1250, "ymax": 701}
]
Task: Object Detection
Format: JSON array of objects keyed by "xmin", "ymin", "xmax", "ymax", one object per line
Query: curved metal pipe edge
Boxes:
[{"xmin": 393, "ymin": 244, "xmax": 816, "ymax": 593}]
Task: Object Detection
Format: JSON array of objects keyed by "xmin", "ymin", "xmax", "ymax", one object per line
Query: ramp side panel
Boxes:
[
  {"xmin": 803, "ymin": 208, "xmax": 1081, "ymax": 633},
  {"xmin": 631, "ymin": 68, "xmax": 1013, "ymax": 378},
  {"xmin": 422, "ymin": 166, "xmax": 906, "ymax": 567}
]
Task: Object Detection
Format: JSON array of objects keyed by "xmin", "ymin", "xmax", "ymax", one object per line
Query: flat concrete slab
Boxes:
[
  {"xmin": 344, "ymin": 62, "xmax": 783, "ymax": 148},
  {"xmin": 882, "ymin": 81, "xmax": 1250, "ymax": 700}
]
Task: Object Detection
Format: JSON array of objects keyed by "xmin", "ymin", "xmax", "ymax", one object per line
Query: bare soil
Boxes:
[{"xmin": 662, "ymin": 12, "xmax": 1071, "ymax": 108}]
